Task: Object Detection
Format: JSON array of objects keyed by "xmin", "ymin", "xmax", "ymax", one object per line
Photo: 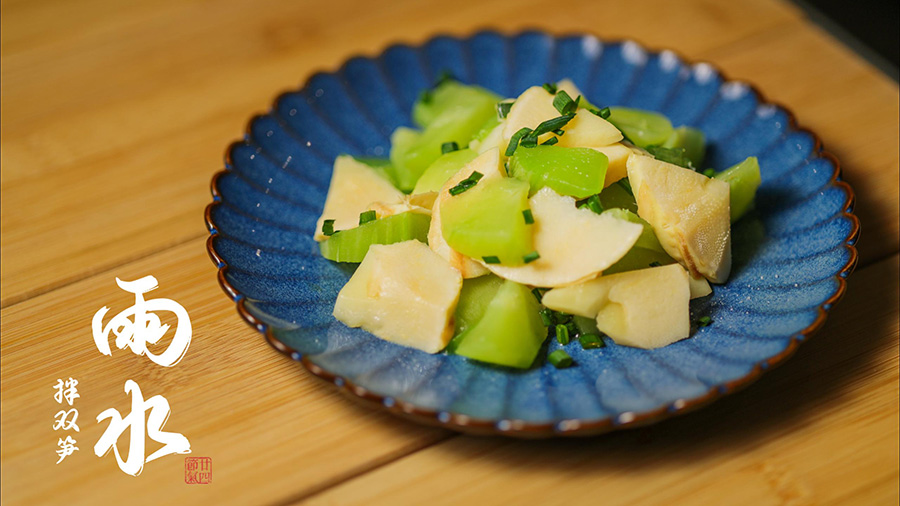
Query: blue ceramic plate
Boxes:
[{"xmin": 205, "ymin": 31, "xmax": 858, "ymax": 437}]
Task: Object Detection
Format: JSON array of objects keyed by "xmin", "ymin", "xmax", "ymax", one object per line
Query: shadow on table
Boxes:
[{"xmin": 446, "ymin": 250, "xmax": 897, "ymax": 468}]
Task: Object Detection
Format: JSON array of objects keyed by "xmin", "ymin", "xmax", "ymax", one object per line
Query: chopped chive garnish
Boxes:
[
  {"xmin": 698, "ymin": 316, "xmax": 713, "ymax": 327},
  {"xmin": 322, "ymin": 219, "xmax": 336, "ymax": 236},
  {"xmin": 505, "ymin": 127, "xmax": 533, "ymax": 156},
  {"xmin": 551, "ymin": 310, "xmax": 573, "ymax": 325},
  {"xmin": 540, "ymin": 308, "xmax": 553, "ymax": 326},
  {"xmin": 579, "ymin": 333, "xmax": 605, "ymax": 349},
  {"xmin": 522, "ymin": 209, "xmax": 534, "ymax": 224},
  {"xmin": 531, "ymin": 287, "xmax": 545, "ymax": 302},
  {"xmin": 448, "ymin": 183, "xmax": 472, "ymax": 196},
  {"xmin": 497, "ymin": 101, "xmax": 514, "ymax": 119},
  {"xmin": 542, "ymin": 83, "xmax": 558, "ymax": 94},
  {"xmin": 540, "ymin": 137, "xmax": 559, "ymax": 146},
  {"xmin": 586, "ymin": 194, "xmax": 603, "ymax": 214},
  {"xmin": 548, "ymin": 349, "xmax": 573, "ymax": 368},
  {"xmin": 441, "ymin": 141, "xmax": 459, "ymax": 154},
  {"xmin": 592, "ymin": 106, "xmax": 611, "ymax": 119},
  {"xmin": 358, "ymin": 210, "xmax": 377, "ymax": 225},
  {"xmin": 617, "ymin": 178, "xmax": 634, "ymax": 196},
  {"xmin": 482, "ymin": 255, "xmax": 501, "ymax": 264},
  {"xmin": 703, "ymin": 168, "xmax": 716, "ymax": 177},
  {"xmin": 649, "ymin": 261, "xmax": 662, "ymax": 267},
  {"xmin": 552, "ymin": 90, "xmax": 579, "ymax": 115},
  {"xmin": 552, "ymin": 129, "xmax": 565, "ymax": 136},
  {"xmin": 555, "ymin": 324, "xmax": 570, "ymax": 345},
  {"xmin": 523, "ymin": 251, "xmax": 540, "ymax": 263},
  {"xmin": 519, "ymin": 135, "xmax": 538, "ymax": 148},
  {"xmin": 448, "ymin": 171, "xmax": 484, "ymax": 196},
  {"xmin": 565, "ymin": 320, "xmax": 577, "ymax": 335},
  {"xmin": 646, "ymin": 145, "xmax": 692, "ymax": 169},
  {"xmin": 532, "ymin": 114, "xmax": 576, "ymax": 137}
]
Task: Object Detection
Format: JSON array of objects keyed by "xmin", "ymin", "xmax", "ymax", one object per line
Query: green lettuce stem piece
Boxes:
[{"xmin": 714, "ymin": 156, "xmax": 761, "ymax": 222}]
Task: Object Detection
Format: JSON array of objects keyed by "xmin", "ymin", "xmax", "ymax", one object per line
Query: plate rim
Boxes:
[{"xmin": 204, "ymin": 29, "xmax": 860, "ymax": 438}]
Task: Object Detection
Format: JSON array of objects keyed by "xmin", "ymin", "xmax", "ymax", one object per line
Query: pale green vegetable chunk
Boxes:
[
  {"xmin": 607, "ymin": 107, "xmax": 674, "ymax": 148},
  {"xmin": 412, "ymin": 149, "xmax": 479, "ymax": 194},
  {"xmin": 714, "ymin": 156, "xmax": 761, "ymax": 222},
  {"xmin": 453, "ymin": 279, "xmax": 547, "ymax": 369},
  {"xmin": 319, "ymin": 212, "xmax": 431, "ymax": 263},
  {"xmin": 508, "ymin": 145, "xmax": 608, "ymax": 199}
]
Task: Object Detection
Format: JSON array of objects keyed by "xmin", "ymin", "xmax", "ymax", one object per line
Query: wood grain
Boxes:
[
  {"xmin": 0, "ymin": 0, "xmax": 803, "ymax": 306},
  {"xmin": 1, "ymin": 0, "xmax": 898, "ymax": 504},
  {"xmin": 304, "ymin": 255, "xmax": 900, "ymax": 506},
  {"xmin": 702, "ymin": 23, "xmax": 900, "ymax": 265},
  {"xmin": 0, "ymin": 241, "xmax": 450, "ymax": 505}
]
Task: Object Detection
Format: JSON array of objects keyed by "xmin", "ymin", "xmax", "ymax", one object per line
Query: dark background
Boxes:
[{"xmin": 799, "ymin": 0, "xmax": 899, "ymax": 81}]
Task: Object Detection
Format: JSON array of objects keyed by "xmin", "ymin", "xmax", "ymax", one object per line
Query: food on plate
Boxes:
[
  {"xmin": 314, "ymin": 76, "xmax": 761, "ymax": 368},
  {"xmin": 333, "ymin": 240, "xmax": 462, "ymax": 353},
  {"xmin": 626, "ymin": 153, "xmax": 732, "ymax": 282},
  {"xmin": 542, "ymin": 263, "xmax": 691, "ymax": 349}
]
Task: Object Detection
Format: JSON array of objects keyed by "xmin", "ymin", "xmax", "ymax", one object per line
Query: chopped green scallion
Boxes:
[
  {"xmin": 532, "ymin": 114, "xmax": 576, "ymax": 137},
  {"xmin": 703, "ymin": 168, "xmax": 716, "ymax": 177},
  {"xmin": 586, "ymin": 195, "xmax": 603, "ymax": 214},
  {"xmin": 698, "ymin": 316, "xmax": 713, "ymax": 327},
  {"xmin": 552, "ymin": 90, "xmax": 579, "ymax": 115},
  {"xmin": 482, "ymin": 255, "xmax": 501, "ymax": 264},
  {"xmin": 522, "ymin": 209, "xmax": 534, "ymax": 224},
  {"xmin": 540, "ymin": 308, "xmax": 553, "ymax": 326},
  {"xmin": 551, "ymin": 310, "xmax": 573, "ymax": 325},
  {"xmin": 579, "ymin": 333, "xmax": 605, "ymax": 349},
  {"xmin": 322, "ymin": 219, "xmax": 337, "ymax": 236},
  {"xmin": 646, "ymin": 145, "xmax": 692, "ymax": 169},
  {"xmin": 548, "ymin": 349, "xmax": 573, "ymax": 368},
  {"xmin": 555, "ymin": 324, "xmax": 570, "ymax": 345},
  {"xmin": 441, "ymin": 141, "xmax": 459, "ymax": 154},
  {"xmin": 542, "ymin": 83, "xmax": 558, "ymax": 94},
  {"xmin": 540, "ymin": 137, "xmax": 559, "ymax": 146},
  {"xmin": 531, "ymin": 287, "xmax": 545, "ymax": 302},
  {"xmin": 523, "ymin": 251, "xmax": 540, "ymax": 263},
  {"xmin": 519, "ymin": 135, "xmax": 538, "ymax": 148},
  {"xmin": 505, "ymin": 127, "xmax": 533, "ymax": 156},
  {"xmin": 497, "ymin": 101, "xmax": 514, "ymax": 119},
  {"xmin": 358, "ymin": 210, "xmax": 377, "ymax": 225},
  {"xmin": 448, "ymin": 171, "xmax": 484, "ymax": 196},
  {"xmin": 448, "ymin": 181, "xmax": 473, "ymax": 196}
]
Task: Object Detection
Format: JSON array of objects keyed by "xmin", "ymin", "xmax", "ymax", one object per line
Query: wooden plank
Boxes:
[
  {"xmin": 0, "ymin": 240, "xmax": 451, "ymax": 505},
  {"xmin": 302, "ymin": 255, "xmax": 900, "ymax": 506},
  {"xmin": 703, "ymin": 23, "xmax": 900, "ymax": 266},
  {"xmin": 0, "ymin": 0, "xmax": 803, "ymax": 306}
]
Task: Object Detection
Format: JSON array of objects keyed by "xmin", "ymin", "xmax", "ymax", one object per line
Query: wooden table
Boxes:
[{"xmin": 2, "ymin": 0, "xmax": 898, "ymax": 504}]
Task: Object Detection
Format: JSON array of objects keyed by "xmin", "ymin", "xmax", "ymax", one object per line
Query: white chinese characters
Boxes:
[
  {"xmin": 92, "ymin": 276, "xmax": 192, "ymax": 367},
  {"xmin": 52, "ymin": 377, "xmax": 80, "ymax": 464},
  {"xmin": 94, "ymin": 380, "xmax": 191, "ymax": 477},
  {"xmin": 54, "ymin": 275, "xmax": 193, "ymax": 475},
  {"xmin": 56, "ymin": 436, "xmax": 79, "ymax": 464}
]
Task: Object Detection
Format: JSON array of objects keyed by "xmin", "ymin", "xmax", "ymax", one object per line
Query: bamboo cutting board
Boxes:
[{"xmin": 1, "ymin": 0, "xmax": 897, "ymax": 504}]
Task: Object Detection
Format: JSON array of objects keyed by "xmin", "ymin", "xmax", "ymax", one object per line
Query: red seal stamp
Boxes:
[{"xmin": 184, "ymin": 457, "xmax": 212, "ymax": 484}]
